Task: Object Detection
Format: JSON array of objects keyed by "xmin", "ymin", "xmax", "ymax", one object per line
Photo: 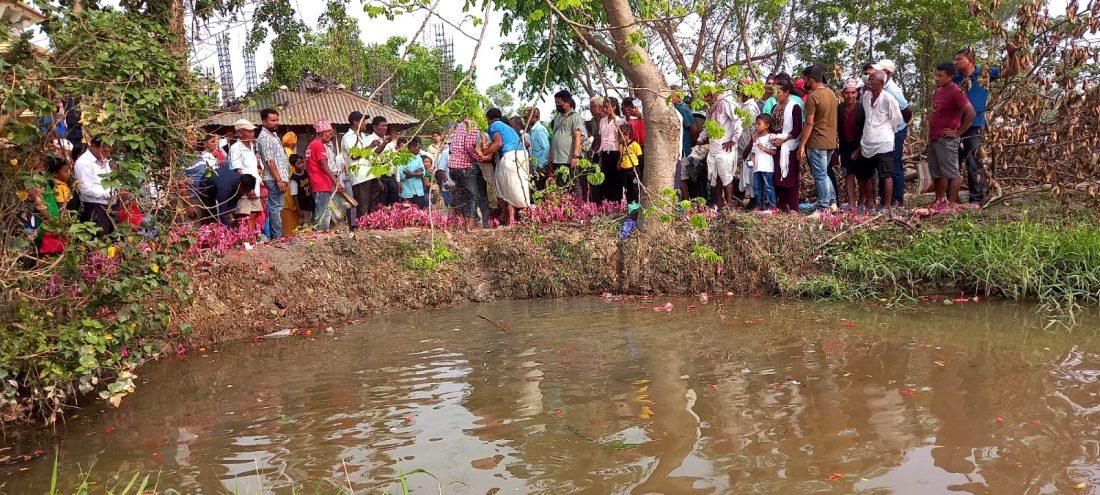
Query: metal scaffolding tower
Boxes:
[
  {"xmin": 366, "ymin": 47, "xmax": 393, "ymax": 105},
  {"xmin": 216, "ymin": 33, "xmax": 236, "ymax": 105},
  {"xmin": 244, "ymin": 49, "xmax": 259, "ymax": 94},
  {"xmin": 348, "ymin": 30, "xmax": 363, "ymax": 92},
  {"xmin": 433, "ymin": 24, "xmax": 455, "ymax": 97}
]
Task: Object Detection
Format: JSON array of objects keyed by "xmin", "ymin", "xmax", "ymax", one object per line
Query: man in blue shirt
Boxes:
[
  {"xmin": 670, "ymin": 85, "xmax": 697, "ymax": 158},
  {"xmin": 397, "ymin": 137, "xmax": 428, "ymax": 208},
  {"xmin": 954, "ymin": 45, "xmax": 1020, "ymax": 204},
  {"xmin": 523, "ymin": 106, "xmax": 551, "ymax": 190}
]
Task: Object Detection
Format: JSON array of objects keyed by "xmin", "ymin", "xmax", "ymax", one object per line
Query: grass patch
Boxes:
[
  {"xmin": 829, "ymin": 217, "xmax": 1100, "ymax": 318},
  {"xmin": 406, "ymin": 238, "xmax": 460, "ymax": 272},
  {"xmin": 36, "ymin": 454, "xmax": 455, "ymax": 494},
  {"xmin": 781, "ymin": 274, "xmax": 876, "ymax": 301}
]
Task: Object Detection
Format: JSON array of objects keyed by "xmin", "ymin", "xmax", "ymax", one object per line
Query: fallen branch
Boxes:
[
  {"xmin": 476, "ymin": 314, "xmax": 511, "ymax": 334},
  {"xmin": 813, "ymin": 213, "xmax": 884, "ymax": 251}
]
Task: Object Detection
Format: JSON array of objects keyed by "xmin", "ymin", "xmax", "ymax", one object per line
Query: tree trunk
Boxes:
[{"xmin": 597, "ymin": 0, "xmax": 682, "ymax": 208}]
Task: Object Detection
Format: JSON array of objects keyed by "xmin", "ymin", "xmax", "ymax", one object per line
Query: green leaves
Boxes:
[
  {"xmin": 407, "ymin": 238, "xmax": 461, "ymax": 272},
  {"xmin": 689, "ymin": 213, "xmax": 709, "ymax": 230},
  {"xmin": 703, "ymin": 119, "xmax": 726, "ymax": 141},
  {"xmin": 692, "ymin": 245, "xmax": 725, "ymax": 265}
]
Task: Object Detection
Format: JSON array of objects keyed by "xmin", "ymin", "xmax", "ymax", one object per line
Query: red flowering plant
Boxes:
[
  {"xmin": 356, "ymin": 203, "xmax": 466, "ymax": 230},
  {"xmin": 3, "ymin": 217, "xmax": 200, "ymax": 422},
  {"xmin": 526, "ymin": 193, "xmax": 626, "ymax": 225}
]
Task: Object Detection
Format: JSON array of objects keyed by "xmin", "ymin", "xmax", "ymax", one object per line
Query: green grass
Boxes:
[
  {"xmin": 828, "ymin": 217, "xmax": 1100, "ymax": 322},
  {"xmin": 781, "ymin": 273, "xmax": 877, "ymax": 301}
]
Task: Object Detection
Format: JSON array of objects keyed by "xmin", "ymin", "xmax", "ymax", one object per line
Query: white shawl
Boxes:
[{"xmin": 774, "ymin": 101, "xmax": 799, "ymax": 180}]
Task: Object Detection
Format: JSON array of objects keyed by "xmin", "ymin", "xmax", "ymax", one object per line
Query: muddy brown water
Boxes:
[{"xmin": 2, "ymin": 298, "xmax": 1099, "ymax": 494}]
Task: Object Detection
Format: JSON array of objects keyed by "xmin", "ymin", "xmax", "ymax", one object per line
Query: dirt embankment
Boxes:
[{"xmin": 185, "ymin": 215, "xmax": 823, "ymax": 345}]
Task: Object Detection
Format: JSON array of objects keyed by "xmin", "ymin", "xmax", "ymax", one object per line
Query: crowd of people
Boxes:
[
  {"xmin": 670, "ymin": 47, "xmax": 1018, "ymax": 217},
  {"xmin": 21, "ymin": 46, "xmax": 1017, "ymax": 253}
]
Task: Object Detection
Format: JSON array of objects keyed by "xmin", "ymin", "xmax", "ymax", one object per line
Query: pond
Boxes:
[{"xmin": 2, "ymin": 297, "xmax": 1098, "ymax": 494}]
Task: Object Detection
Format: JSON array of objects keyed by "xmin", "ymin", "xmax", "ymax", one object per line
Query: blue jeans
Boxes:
[
  {"xmin": 314, "ymin": 191, "xmax": 333, "ymax": 231},
  {"xmin": 807, "ymin": 148, "xmax": 836, "ymax": 209},
  {"xmin": 753, "ymin": 171, "xmax": 776, "ymax": 209},
  {"xmin": 880, "ymin": 127, "xmax": 908, "ymax": 206},
  {"xmin": 263, "ymin": 179, "xmax": 284, "ymax": 238}
]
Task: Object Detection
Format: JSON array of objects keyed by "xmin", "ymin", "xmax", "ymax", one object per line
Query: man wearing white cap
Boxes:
[
  {"xmin": 229, "ymin": 118, "xmax": 263, "ymax": 232},
  {"xmin": 871, "ymin": 59, "xmax": 911, "ymax": 208},
  {"xmin": 859, "ymin": 70, "xmax": 904, "ymax": 214}
]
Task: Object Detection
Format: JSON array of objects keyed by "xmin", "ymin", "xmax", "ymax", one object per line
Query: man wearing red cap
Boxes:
[
  {"xmin": 305, "ymin": 119, "xmax": 342, "ymax": 230},
  {"xmin": 793, "ymin": 79, "xmax": 807, "ymax": 98}
]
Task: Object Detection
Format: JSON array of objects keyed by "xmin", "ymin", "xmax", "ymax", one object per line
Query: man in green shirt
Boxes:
[{"xmin": 550, "ymin": 90, "xmax": 585, "ymax": 189}]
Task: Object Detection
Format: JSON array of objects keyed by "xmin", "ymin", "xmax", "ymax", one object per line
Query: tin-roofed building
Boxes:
[{"xmin": 203, "ymin": 87, "xmax": 419, "ymax": 155}]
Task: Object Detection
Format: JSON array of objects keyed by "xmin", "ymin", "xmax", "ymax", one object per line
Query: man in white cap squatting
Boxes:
[{"xmin": 229, "ymin": 118, "xmax": 263, "ymax": 233}]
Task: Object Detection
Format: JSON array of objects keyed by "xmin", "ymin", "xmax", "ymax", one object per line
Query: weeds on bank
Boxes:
[
  {"xmin": 406, "ymin": 238, "xmax": 460, "ymax": 272},
  {"xmin": 828, "ymin": 217, "xmax": 1100, "ymax": 323},
  {"xmin": 781, "ymin": 274, "xmax": 878, "ymax": 301},
  {"xmin": 1, "ymin": 223, "xmax": 205, "ymax": 424},
  {"xmin": 37, "ymin": 455, "xmax": 453, "ymax": 495}
]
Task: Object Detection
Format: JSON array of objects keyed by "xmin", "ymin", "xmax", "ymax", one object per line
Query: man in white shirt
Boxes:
[
  {"xmin": 341, "ymin": 111, "xmax": 374, "ymax": 223},
  {"xmin": 365, "ymin": 116, "xmax": 399, "ymax": 207},
  {"xmin": 736, "ymin": 82, "xmax": 762, "ymax": 204},
  {"xmin": 698, "ymin": 89, "xmax": 742, "ymax": 209},
  {"xmin": 872, "ymin": 59, "xmax": 912, "ymax": 207},
  {"xmin": 858, "ymin": 70, "xmax": 904, "ymax": 213},
  {"xmin": 229, "ymin": 118, "xmax": 263, "ymax": 231},
  {"xmin": 75, "ymin": 134, "xmax": 125, "ymax": 235}
]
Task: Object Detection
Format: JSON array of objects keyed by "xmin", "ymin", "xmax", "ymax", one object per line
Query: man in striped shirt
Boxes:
[{"xmin": 447, "ymin": 121, "xmax": 489, "ymax": 229}]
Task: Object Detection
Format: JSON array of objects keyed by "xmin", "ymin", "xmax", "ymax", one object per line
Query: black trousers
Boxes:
[
  {"xmin": 623, "ymin": 156, "xmax": 643, "ymax": 204},
  {"xmin": 352, "ymin": 179, "xmax": 381, "ymax": 220},
  {"xmin": 405, "ymin": 194, "xmax": 429, "ymax": 209},
  {"xmin": 593, "ymin": 150, "xmax": 622, "ymax": 203},
  {"xmin": 959, "ymin": 126, "xmax": 987, "ymax": 203},
  {"xmin": 80, "ymin": 202, "xmax": 115, "ymax": 236},
  {"xmin": 380, "ymin": 177, "xmax": 401, "ymax": 206}
]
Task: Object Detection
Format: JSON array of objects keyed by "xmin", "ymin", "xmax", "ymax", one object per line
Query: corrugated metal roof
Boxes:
[
  {"xmin": 0, "ymin": 1, "xmax": 47, "ymax": 22},
  {"xmin": 204, "ymin": 89, "xmax": 420, "ymax": 127}
]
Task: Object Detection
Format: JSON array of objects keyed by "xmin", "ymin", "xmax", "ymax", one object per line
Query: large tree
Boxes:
[{"xmin": 530, "ymin": 0, "xmax": 686, "ymax": 207}]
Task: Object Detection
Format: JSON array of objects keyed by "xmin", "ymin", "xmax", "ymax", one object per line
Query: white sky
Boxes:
[
  {"xmin": 30, "ymin": 0, "xmax": 1077, "ymax": 121},
  {"xmin": 191, "ymin": 1, "xmax": 518, "ymax": 104}
]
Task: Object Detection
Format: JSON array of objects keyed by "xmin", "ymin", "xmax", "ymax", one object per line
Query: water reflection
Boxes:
[{"xmin": 1, "ymin": 299, "xmax": 1098, "ymax": 494}]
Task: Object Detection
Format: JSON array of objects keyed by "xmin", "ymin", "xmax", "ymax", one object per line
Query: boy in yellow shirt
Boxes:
[{"xmin": 619, "ymin": 123, "xmax": 643, "ymax": 204}]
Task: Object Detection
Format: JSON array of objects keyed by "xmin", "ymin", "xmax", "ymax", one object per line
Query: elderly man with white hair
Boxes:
[
  {"xmin": 697, "ymin": 88, "xmax": 742, "ymax": 209},
  {"xmin": 858, "ymin": 70, "xmax": 904, "ymax": 215},
  {"xmin": 871, "ymin": 59, "xmax": 912, "ymax": 208}
]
